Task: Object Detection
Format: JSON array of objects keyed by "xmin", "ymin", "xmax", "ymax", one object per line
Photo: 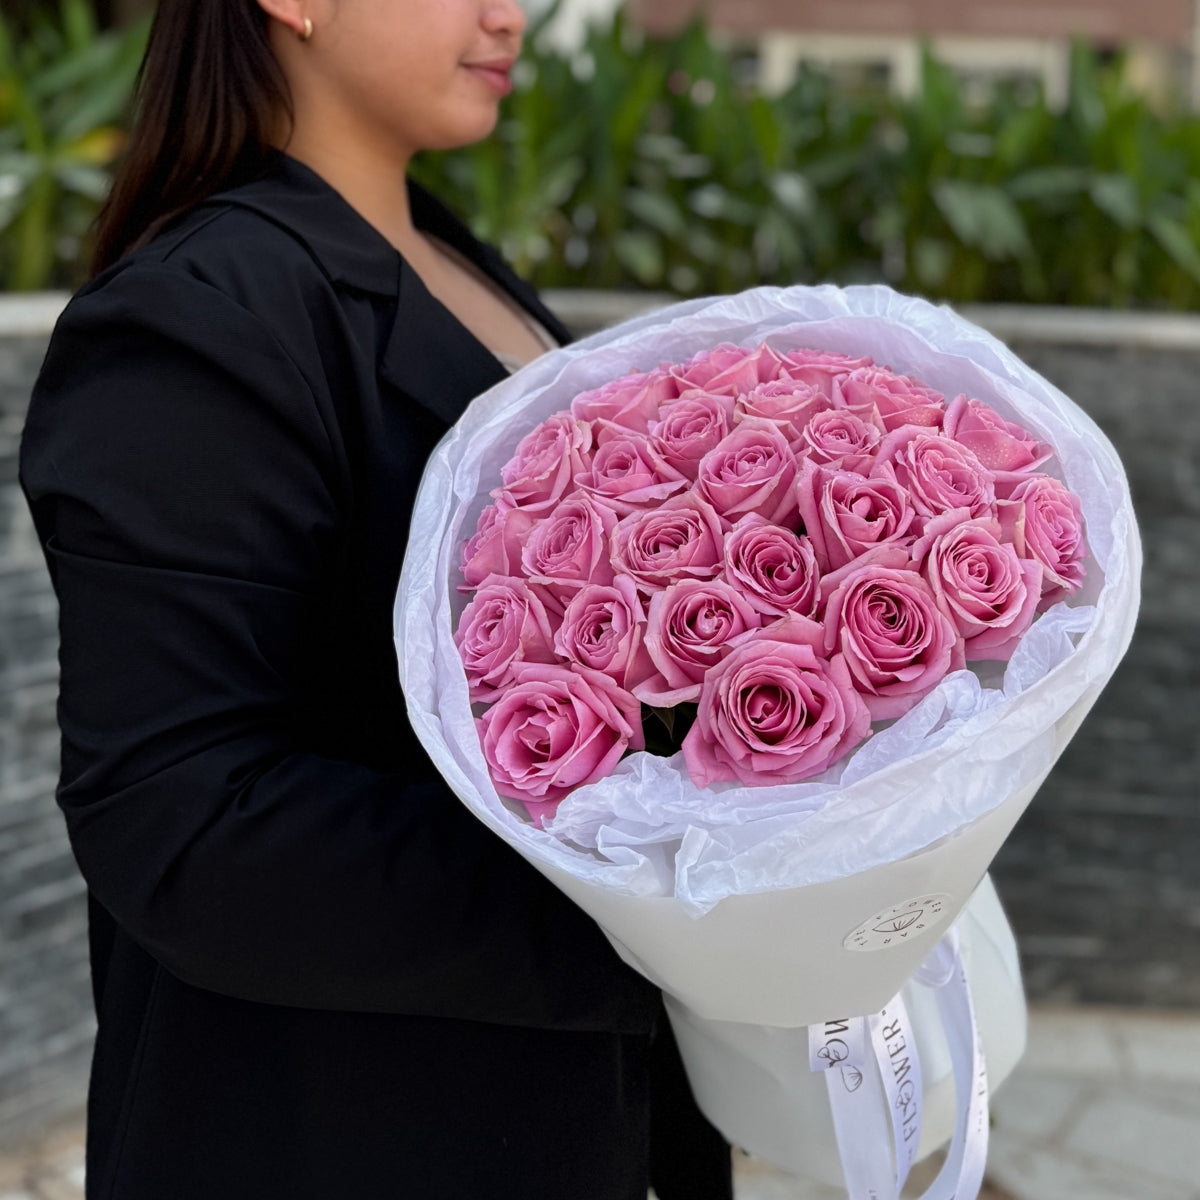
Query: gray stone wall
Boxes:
[
  {"xmin": 1, "ymin": 296, "xmax": 1197, "ymax": 1150},
  {"xmin": 0, "ymin": 332, "xmax": 94, "ymax": 1149},
  {"xmin": 988, "ymin": 339, "xmax": 1200, "ymax": 1009}
]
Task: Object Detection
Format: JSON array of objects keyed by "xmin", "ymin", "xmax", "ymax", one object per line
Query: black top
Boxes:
[{"xmin": 20, "ymin": 156, "xmax": 732, "ymax": 1200}]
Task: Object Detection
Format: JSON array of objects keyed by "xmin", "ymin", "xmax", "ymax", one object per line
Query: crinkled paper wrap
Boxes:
[{"xmin": 396, "ymin": 284, "xmax": 1140, "ymax": 1023}]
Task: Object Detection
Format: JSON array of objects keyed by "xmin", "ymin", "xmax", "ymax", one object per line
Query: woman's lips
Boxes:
[{"xmin": 464, "ymin": 59, "xmax": 515, "ymax": 96}]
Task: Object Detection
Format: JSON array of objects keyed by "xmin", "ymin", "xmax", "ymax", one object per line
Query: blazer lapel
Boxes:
[
  {"xmin": 378, "ymin": 259, "xmax": 511, "ymax": 427},
  {"xmin": 381, "ymin": 181, "xmax": 573, "ymax": 427},
  {"xmin": 211, "ymin": 155, "xmax": 570, "ymax": 428}
]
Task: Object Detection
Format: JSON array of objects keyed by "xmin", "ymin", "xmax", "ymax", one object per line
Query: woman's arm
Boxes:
[{"xmin": 20, "ymin": 264, "xmax": 654, "ymax": 1029}]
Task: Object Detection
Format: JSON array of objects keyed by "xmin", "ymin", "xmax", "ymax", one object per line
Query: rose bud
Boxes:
[
  {"xmin": 696, "ymin": 418, "xmax": 801, "ymax": 526},
  {"xmin": 576, "ymin": 428, "xmax": 688, "ymax": 515},
  {"xmin": 997, "ymin": 474, "xmax": 1087, "ymax": 608},
  {"xmin": 455, "ymin": 575, "xmax": 559, "ymax": 703},
  {"xmin": 800, "ymin": 408, "xmax": 882, "ymax": 474},
  {"xmin": 554, "ymin": 576, "xmax": 656, "ymax": 693},
  {"xmin": 610, "ymin": 492, "xmax": 726, "ymax": 595},
  {"xmin": 723, "ymin": 514, "xmax": 821, "ymax": 619},
  {"xmin": 636, "ymin": 578, "xmax": 764, "ymax": 707},
  {"xmin": 876, "ymin": 427, "xmax": 996, "ymax": 525},
  {"xmin": 835, "ymin": 366, "xmax": 946, "ymax": 431},
  {"xmin": 479, "ymin": 662, "xmax": 644, "ymax": 826},
  {"xmin": 943, "ymin": 395, "xmax": 1052, "ymax": 476},
  {"xmin": 822, "ymin": 563, "xmax": 965, "ymax": 720},
  {"xmin": 914, "ymin": 513, "xmax": 1044, "ymax": 661},
  {"xmin": 734, "ymin": 378, "xmax": 831, "ymax": 451},
  {"xmin": 521, "ymin": 493, "xmax": 619, "ymax": 603},
  {"xmin": 648, "ymin": 389, "xmax": 737, "ymax": 479},
  {"xmin": 796, "ymin": 459, "xmax": 917, "ymax": 573},
  {"xmin": 681, "ymin": 615, "xmax": 872, "ymax": 788},
  {"xmin": 781, "ymin": 347, "xmax": 875, "ymax": 399},
  {"xmin": 569, "ymin": 366, "xmax": 680, "ymax": 433},
  {"xmin": 671, "ymin": 341, "xmax": 788, "ymax": 395},
  {"xmin": 460, "ymin": 503, "xmax": 537, "ymax": 589},
  {"xmin": 493, "ymin": 413, "xmax": 593, "ymax": 513}
]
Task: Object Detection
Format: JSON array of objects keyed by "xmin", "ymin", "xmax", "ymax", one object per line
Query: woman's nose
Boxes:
[{"xmin": 482, "ymin": 0, "xmax": 527, "ymax": 37}]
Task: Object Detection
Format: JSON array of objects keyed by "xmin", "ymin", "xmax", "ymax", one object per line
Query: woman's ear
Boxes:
[{"xmin": 255, "ymin": 0, "xmax": 311, "ymax": 41}]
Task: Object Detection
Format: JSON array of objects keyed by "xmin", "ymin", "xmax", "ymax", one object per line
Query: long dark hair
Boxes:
[{"xmin": 90, "ymin": 0, "xmax": 291, "ymax": 276}]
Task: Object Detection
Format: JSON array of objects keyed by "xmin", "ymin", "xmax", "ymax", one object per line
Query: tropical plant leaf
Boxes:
[
  {"xmin": 1090, "ymin": 173, "xmax": 1142, "ymax": 229},
  {"xmin": 1148, "ymin": 212, "xmax": 1200, "ymax": 285},
  {"xmin": 932, "ymin": 180, "xmax": 1032, "ymax": 261}
]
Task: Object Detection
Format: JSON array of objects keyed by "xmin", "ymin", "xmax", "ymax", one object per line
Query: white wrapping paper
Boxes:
[
  {"xmin": 666, "ymin": 874, "xmax": 1025, "ymax": 1185},
  {"xmin": 395, "ymin": 284, "xmax": 1140, "ymax": 1025}
]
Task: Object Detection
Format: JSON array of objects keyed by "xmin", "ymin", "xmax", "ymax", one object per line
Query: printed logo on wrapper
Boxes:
[{"xmin": 844, "ymin": 894, "xmax": 951, "ymax": 952}]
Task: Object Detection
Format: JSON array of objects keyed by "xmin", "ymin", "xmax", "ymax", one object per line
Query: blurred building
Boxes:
[{"xmin": 630, "ymin": 0, "xmax": 1199, "ymax": 105}]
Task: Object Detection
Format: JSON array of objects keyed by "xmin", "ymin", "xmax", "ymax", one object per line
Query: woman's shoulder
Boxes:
[{"xmin": 79, "ymin": 208, "xmax": 338, "ymax": 336}]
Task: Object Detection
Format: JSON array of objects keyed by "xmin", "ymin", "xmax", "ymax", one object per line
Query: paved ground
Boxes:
[{"xmin": 4, "ymin": 1007, "xmax": 1197, "ymax": 1200}]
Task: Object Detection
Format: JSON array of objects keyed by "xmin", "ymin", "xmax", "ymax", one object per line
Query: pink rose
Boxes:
[
  {"xmin": 878, "ymin": 428, "xmax": 996, "ymax": 524},
  {"xmin": 681, "ymin": 614, "xmax": 872, "ymax": 787},
  {"xmin": 454, "ymin": 575, "xmax": 559, "ymax": 703},
  {"xmin": 648, "ymin": 390, "xmax": 737, "ymax": 479},
  {"xmin": 577, "ymin": 429, "xmax": 688, "ymax": 515},
  {"xmin": 800, "ymin": 408, "xmax": 882, "ymax": 473},
  {"xmin": 835, "ymin": 367, "xmax": 946, "ymax": 431},
  {"xmin": 478, "ymin": 662, "xmax": 644, "ymax": 825},
  {"xmin": 671, "ymin": 342, "xmax": 787, "ymax": 396},
  {"xmin": 822, "ymin": 564, "xmax": 965, "ymax": 720},
  {"xmin": 569, "ymin": 366, "xmax": 680, "ymax": 433},
  {"xmin": 734, "ymin": 379, "xmax": 832, "ymax": 450},
  {"xmin": 696, "ymin": 419, "xmax": 800, "ymax": 526},
  {"xmin": 636, "ymin": 579, "xmax": 764, "ymax": 707},
  {"xmin": 914, "ymin": 513, "xmax": 1044, "ymax": 661},
  {"xmin": 611, "ymin": 492, "xmax": 726, "ymax": 594},
  {"xmin": 494, "ymin": 414, "xmax": 593, "ymax": 513},
  {"xmin": 460, "ymin": 503, "xmax": 537, "ymax": 589},
  {"xmin": 943, "ymin": 395, "xmax": 1051, "ymax": 476},
  {"xmin": 796, "ymin": 460, "xmax": 917, "ymax": 573},
  {"xmin": 781, "ymin": 348, "xmax": 875, "ymax": 399},
  {"xmin": 521, "ymin": 494, "xmax": 619, "ymax": 602},
  {"xmin": 998, "ymin": 474, "xmax": 1087, "ymax": 607},
  {"xmin": 723, "ymin": 514, "xmax": 821, "ymax": 619},
  {"xmin": 554, "ymin": 576, "xmax": 656, "ymax": 693}
]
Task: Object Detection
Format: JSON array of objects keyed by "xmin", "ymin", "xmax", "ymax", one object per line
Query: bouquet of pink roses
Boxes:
[
  {"xmin": 454, "ymin": 339, "xmax": 1085, "ymax": 826},
  {"xmin": 395, "ymin": 285, "xmax": 1139, "ymax": 1198}
]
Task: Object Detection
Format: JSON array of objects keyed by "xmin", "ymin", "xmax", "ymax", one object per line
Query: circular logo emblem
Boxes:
[{"xmin": 843, "ymin": 894, "xmax": 952, "ymax": 952}]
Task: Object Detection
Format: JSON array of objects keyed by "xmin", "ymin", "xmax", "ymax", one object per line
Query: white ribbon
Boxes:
[{"xmin": 809, "ymin": 929, "xmax": 989, "ymax": 1200}]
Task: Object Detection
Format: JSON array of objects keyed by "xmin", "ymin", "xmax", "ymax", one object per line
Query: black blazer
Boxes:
[{"xmin": 21, "ymin": 155, "xmax": 731, "ymax": 1200}]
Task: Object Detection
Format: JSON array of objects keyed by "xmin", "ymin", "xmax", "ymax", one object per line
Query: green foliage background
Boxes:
[
  {"xmin": 0, "ymin": 0, "xmax": 148, "ymax": 290},
  {"xmin": 7, "ymin": 0, "xmax": 1200, "ymax": 309}
]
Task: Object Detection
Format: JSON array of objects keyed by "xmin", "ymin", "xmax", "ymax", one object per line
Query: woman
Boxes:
[{"xmin": 20, "ymin": 1, "xmax": 734, "ymax": 1196}]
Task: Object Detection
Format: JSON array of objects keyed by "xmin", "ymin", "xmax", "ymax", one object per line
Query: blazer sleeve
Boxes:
[{"xmin": 20, "ymin": 264, "xmax": 654, "ymax": 1029}]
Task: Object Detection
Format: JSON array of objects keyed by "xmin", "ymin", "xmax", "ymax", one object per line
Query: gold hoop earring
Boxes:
[{"xmin": 299, "ymin": 17, "xmax": 313, "ymax": 41}]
